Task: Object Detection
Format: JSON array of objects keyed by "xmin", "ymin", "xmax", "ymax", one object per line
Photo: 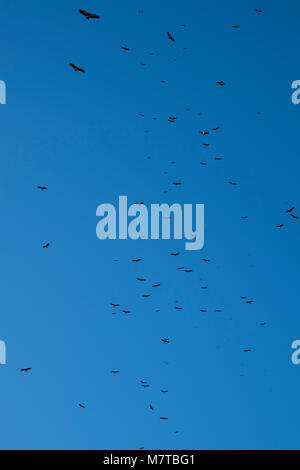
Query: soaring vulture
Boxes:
[
  {"xmin": 78, "ymin": 9, "xmax": 100, "ymax": 20},
  {"xmin": 69, "ymin": 63, "xmax": 85, "ymax": 73}
]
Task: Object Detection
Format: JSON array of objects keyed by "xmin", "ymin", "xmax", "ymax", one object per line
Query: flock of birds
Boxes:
[{"xmin": 18, "ymin": 6, "xmax": 298, "ymax": 447}]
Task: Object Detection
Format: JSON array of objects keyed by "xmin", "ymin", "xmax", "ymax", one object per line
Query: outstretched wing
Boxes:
[{"xmin": 167, "ymin": 32, "xmax": 175, "ymax": 42}]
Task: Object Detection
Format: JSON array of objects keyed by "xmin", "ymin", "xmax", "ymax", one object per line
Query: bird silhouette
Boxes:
[
  {"xmin": 78, "ymin": 9, "xmax": 100, "ymax": 19},
  {"xmin": 167, "ymin": 32, "xmax": 175, "ymax": 42},
  {"xmin": 69, "ymin": 63, "xmax": 85, "ymax": 73}
]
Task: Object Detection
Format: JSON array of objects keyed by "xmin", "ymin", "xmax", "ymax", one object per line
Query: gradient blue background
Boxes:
[{"xmin": 0, "ymin": 0, "xmax": 300, "ymax": 450}]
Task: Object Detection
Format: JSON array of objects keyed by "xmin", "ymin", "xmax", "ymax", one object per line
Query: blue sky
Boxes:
[{"xmin": 0, "ymin": 0, "xmax": 300, "ymax": 450}]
